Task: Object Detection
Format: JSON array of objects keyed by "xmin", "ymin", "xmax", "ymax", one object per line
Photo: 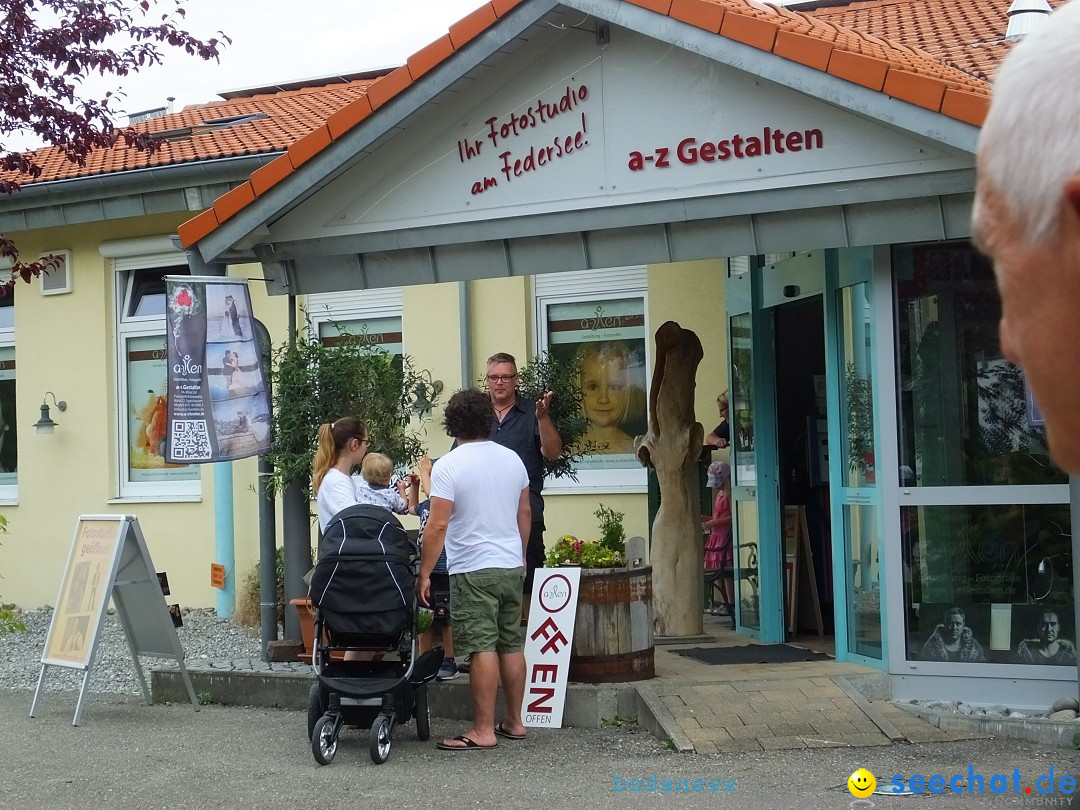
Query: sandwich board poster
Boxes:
[
  {"xmin": 522, "ymin": 568, "xmax": 581, "ymax": 729},
  {"xmin": 42, "ymin": 517, "xmax": 124, "ymax": 666},
  {"xmin": 35, "ymin": 515, "xmax": 200, "ymax": 725},
  {"xmin": 164, "ymin": 276, "xmax": 271, "ymax": 464}
]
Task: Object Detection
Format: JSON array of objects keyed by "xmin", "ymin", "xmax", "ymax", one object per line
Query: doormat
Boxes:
[{"xmin": 672, "ymin": 644, "xmax": 831, "ymax": 665}]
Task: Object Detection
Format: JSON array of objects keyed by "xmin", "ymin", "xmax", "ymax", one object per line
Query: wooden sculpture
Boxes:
[{"xmin": 635, "ymin": 321, "xmax": 705, "ymax": 638}]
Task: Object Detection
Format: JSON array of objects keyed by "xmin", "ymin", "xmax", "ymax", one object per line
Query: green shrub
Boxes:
[
  {"xmin": 513, "ymin": 352, "xmax": 599, "ymax": 481},
  {"xmin": 266, "ymin": 315, "xmax": 441, "ymax": 497},
  {"xmin": 595, "ymin": 504, "xmax": 626, "ymax": 555},
  {"xmin": 0, "ymin": 515, "xmax": 24, "ymax": 636}
]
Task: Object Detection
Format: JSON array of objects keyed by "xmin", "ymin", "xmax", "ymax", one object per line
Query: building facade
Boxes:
[{"xmin": 1, "ymin": 0, "xmax": 1072, "ymax": 705}]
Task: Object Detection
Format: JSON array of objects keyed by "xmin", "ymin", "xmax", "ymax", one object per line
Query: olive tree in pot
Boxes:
[
  {"xmin": 266, "ymin": 316, "xmax": 441, "ymax": 639},
  {"xmin": 510, "ymin": 350, "xmax": 599, "ymax": 481}
]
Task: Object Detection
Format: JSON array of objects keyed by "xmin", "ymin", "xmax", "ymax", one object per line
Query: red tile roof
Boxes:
[
  {"xmin": 802, "ymin": 0, "xmax": 1067, "ymax": 82},
  {"xmin": 1, "ymin": 77, "xmax": 381, "ymax": 188}
]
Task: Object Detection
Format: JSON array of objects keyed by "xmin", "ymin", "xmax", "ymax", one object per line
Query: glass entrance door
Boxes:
[
  {"xmin": 727, "ymin": 262, "xmax": 783, "ymax": 640},
  {"xmin": 825, "ymin": 248, "xmax": 885, "ymax": 663}
]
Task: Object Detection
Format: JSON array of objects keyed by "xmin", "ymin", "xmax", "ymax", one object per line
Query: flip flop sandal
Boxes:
[
  {"xmin": 494, "ymin": 723, "xmax": 526, "ymax": 741},
  {"xmin": 436, "ymin": 735, "xmax": 498, "ymax": 751}
]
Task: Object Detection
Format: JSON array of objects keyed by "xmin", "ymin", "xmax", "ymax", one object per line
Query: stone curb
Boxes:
[
  {"xmin": 633, "ymin": 683, "xmax": 695, "ymax": 753},
  {"xmin": 893, "ymin": 702, "xmax": 1080, "ymax": 749},
  {"xmin": 834, "ymin": 676, "xmax": 905, "ymax": 742}
]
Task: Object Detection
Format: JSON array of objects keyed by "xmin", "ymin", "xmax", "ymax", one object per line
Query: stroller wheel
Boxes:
[
  {"xmin": 311, "ymin": 715, "xmax": 339, "ymax": 765},
  {"xmin": 306, "ymin": 683, "xmax": 326, "ymax": 739},
  {"xmin": 369, "ymin": 714, "xmax": 393, "ymax": 764},
  {"xmin": 414, "ymin": 685, "xmax": 430, "ymax": 741}
]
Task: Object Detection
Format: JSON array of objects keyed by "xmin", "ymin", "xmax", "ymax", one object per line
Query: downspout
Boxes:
[
  {"xmin": 459, "ymin": 281, "xmax": 472, "ymax": 388},
  {"xmin": 252, "ymin": 318, "xmax": 278, "ymax": 656},
  {"xmin": 282, "ymin": 295, "xmax": 309, "ymax": 639}
]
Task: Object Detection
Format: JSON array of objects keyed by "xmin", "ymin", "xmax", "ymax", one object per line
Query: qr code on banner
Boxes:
[{"xmin": 170, "ymin": 419, "xmax": 212, "ymax": 460}]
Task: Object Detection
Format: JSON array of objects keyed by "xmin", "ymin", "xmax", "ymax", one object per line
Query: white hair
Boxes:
[{"xmin": 977, "ymin": 0, "xmax": 1080, "ymax": 244}]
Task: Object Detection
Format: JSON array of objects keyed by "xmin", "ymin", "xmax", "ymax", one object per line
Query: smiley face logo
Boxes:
[{"xmin": 848, "ymin": 768, "xmax": 876, "ymax": 798}]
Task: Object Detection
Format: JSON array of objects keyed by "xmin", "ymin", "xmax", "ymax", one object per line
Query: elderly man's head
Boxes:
[{"xmin": 974, "ymin": 0, "xmax": 1080, "ymax": 471}]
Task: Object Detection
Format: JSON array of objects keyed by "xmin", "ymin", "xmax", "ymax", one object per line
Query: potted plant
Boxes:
[
  {"xmin": 266, "ymin": 314, "xmax": 441, "ymax": 496},
  {"xmin": 510, "ymin": 351, "xmax": 601, "ymax": 481},
  {"xmin": 845, "ymin": 363, "xmax": 875, "ymax": 483},
  {"xmin": 548, "ymin": 505, "xmax": 654, "ymax": 683},
  {"xmin": 545, "ymin": 504, "xmax": 628, "ymax": 568},
  {"xmin": 267, "ymin": 315, "xmax": 441, "ymax": 655}
]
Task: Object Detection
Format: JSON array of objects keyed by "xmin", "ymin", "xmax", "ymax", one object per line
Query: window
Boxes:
[
  {"xmin": 903, "ymin": 503, "xmax": 1073, "ymax": 666},
  {"xmin": 114, "ymin": 257, "xmax": 200, "ymax": 498},
  {"xmin": 894, "ymin": 243, "xmax": 1064, "ymax": 487},
  {"xmin": 0, "ymin": 291, "xmax": 15, "ymax": 499},
  {"xmin": 893, "ymin": 242, "xmax": 1072, "ymax": 668},
  {"xmin": 535, "ymin": 268, "xmax": 648, "ymax": 492},
  {"xmin": 307, "ymin": 289, "xmax": 404, "ymax": 358}
]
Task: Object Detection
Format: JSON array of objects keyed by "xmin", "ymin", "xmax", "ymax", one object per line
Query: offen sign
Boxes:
[{"xmin": 522, "ymin": 568, "xmax": 581, "ymax": 729}]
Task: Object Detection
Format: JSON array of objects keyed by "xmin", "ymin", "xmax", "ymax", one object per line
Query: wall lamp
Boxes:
[
  {"xmin": 412, "ymin": 379, "xmax": 444, "ymax": 419},
  {"xmin": 35, "ymin": 392, "xmax": 67, "ymax": 435}
]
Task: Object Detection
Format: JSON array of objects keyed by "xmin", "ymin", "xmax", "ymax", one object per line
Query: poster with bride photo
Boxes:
[{"xmin": 165, "ymin": 277, "xmax": 270, "ymax": 464}]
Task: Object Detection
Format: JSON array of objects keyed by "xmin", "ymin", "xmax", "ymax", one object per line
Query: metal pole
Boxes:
[
  {"xmin": 258, "ymin": 454, "xmax": 278, "ymax": 655},
  {"xmin": 282, "ymin": 295, "xmax": 309, "ymax": 640},
  {"xmin": 1071, "ymin": 476, "xmax": 1080, "ymax": 701},
  {"xmin": 252, "ymin": 318, "xmax": 278, "ymax": 657}
]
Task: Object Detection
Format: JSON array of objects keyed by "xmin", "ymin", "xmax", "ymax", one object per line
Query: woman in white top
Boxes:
[{"xmin": 312, "ymin": 416, "xmax": 371, "ymax": 532}]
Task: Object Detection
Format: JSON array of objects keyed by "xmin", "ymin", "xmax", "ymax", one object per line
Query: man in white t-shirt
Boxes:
[{"xmin": 417, "ymin": 388, "xmax": 531, "ymax": 751}]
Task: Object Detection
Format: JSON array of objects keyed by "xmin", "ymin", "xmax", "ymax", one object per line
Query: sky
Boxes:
[
  {"xmin": 11, "ymin": 0, "xmax": 807, "ymax": 151},
  {"xmin": 8, "ymin": 0, "xmax": 486, "ymax": 149},
  {"xmin": 112, "ymin": 0, "xmax": 487, "ymax": 114}
]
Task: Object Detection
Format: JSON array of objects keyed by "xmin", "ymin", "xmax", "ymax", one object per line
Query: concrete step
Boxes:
[{"xmin": 151, "ymin": 662, "xmax": 642, "ymax": 730}]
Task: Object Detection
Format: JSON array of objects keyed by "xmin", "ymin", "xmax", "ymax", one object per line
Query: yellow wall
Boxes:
[
  {"xmin": 0, "ymin": 214, "xmax": 288, "ymax": 609},
  {"xmin": 0, "ymin": 249, "xmax": 729, "ymax": 608},
  {"xmin": 467, "ymin": 276, "xmax": 531, "ymax": 383},
  {"xmin": 402, "ymin": 282, "xmax": 464, "ymax": 460},
  {"xmin": 648, "ymin": 258, "xmax": 729, "ymax": 443},
  {"xmin": 543, "ymin": 492, "xmax": 647, "ymax": 545}
]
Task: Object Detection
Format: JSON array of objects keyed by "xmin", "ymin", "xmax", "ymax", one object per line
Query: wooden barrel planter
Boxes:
[{"xmin": 569, "ymin": 566, "xmax": 654, "ymax": 683}]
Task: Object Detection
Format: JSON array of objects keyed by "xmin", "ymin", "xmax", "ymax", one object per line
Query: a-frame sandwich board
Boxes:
[{"xmin": 31, "ymin": 515, "xmax": 199, "ymax": 725}]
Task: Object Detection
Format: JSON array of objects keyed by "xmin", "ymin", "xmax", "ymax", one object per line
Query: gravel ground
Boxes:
[{"xmin": 0, "ymin": 607, "xmax": 263, "ymax": 694}]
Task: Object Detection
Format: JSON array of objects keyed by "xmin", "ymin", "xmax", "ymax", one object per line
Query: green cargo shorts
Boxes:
[{"xmin": 449, "ymin": 567, "xmax": 526, "ymax": 656}]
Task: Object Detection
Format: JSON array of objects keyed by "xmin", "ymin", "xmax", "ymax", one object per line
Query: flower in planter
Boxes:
[{"xmin": 544, "ymin": 534, "xmax": 624, "ymax": 569}]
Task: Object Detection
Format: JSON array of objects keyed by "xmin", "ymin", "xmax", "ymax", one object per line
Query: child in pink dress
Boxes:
[{"xmin": 702, "ymin": 461, "xmax": 733, "ymax": 615}]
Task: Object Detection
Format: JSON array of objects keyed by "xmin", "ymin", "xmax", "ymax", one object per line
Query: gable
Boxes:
[
  {"xmin": 181, "ymin": 0, "xmax": 988, "ymax": 285},
  {"xmin": 269, "ymin": 24, "xmax": 973, "ymax": 244}
]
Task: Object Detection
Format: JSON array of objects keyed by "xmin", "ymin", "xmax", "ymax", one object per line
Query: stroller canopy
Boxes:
[{"xmin": 310, "ymin": 504, "xmax": 416, "ymax": 640}]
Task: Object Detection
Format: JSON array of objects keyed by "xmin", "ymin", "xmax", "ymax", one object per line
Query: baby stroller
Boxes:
[{"xmin": 306, "ymin": 503, "xmax": 443, "ymax": 765}]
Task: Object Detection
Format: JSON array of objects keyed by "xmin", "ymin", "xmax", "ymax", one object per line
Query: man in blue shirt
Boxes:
[{"xmin": 484, "ymin": 352, "xmax": 562, "ymax": 599}]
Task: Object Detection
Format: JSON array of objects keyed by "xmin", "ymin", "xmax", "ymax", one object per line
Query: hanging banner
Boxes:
[{"xmin": 165, "ymin": 277, "xmax": 271, "ymax": 463}]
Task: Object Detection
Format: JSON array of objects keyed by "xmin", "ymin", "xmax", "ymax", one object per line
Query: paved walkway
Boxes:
[
  {"xmin": 642, "ymin": 613, "xmax": 984, "ymax": 753},
  {"xmin": 155, "ymin": 613, "xmax": 989, "ymax": 754}
]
